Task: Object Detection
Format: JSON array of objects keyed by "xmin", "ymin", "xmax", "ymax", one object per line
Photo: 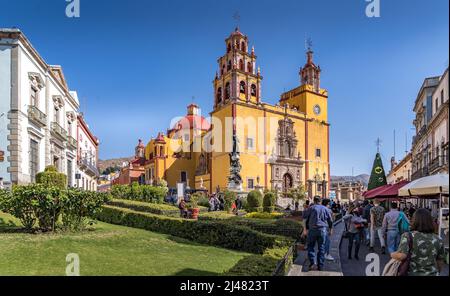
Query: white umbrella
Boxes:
[{"xmin": 399, "ymin": 174, "xmax": 449, "ymax": 197}]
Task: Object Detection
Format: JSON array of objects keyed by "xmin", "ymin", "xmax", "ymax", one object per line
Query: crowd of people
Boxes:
[{"xmin": 304, "ymin": 196, "xmax": 446, "ymax": 276}]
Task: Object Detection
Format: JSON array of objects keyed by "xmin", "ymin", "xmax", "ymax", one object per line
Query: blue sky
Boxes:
[{"xmin": 1, "ymin": 0, "xmax": 448, "ymax": 176}]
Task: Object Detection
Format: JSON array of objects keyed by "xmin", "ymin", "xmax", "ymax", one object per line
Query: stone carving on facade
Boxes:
[{"xmin": 269, "ymin": 116, "xmax": 304, "ymax": 196}]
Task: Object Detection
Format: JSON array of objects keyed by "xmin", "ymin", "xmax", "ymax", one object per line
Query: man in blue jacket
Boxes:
[{"xmin": 304, "ymin": 196, "xmax": 334, "ymax": 271}]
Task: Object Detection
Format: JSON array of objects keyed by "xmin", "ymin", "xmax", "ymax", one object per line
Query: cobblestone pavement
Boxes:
[{"xmin": 340, "ymin": 233, "xmax": 449, "ymax": 276}]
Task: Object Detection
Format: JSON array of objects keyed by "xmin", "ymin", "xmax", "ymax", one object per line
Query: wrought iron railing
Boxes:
[
  {"xmin": 27, "ymin": 105, "xmax": 47, "ymax": 127},
  {"xmin": 80, "ymin": 157, "xmax": 100, "ymax": 177},
  {"xmin": 272, "ymin": 243, "xmax": 296, "ymax": 276}
]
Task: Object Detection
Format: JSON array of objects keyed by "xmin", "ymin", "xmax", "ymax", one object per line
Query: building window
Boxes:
[
  {"xmin": 68, "ymin": 121, "xmax": 72, "ymax": 137},
  {"xmin": 227, "ymin": 43, "xmax": 231, "ymax": 53},
  {"xmin": 435, "ymin": 98, "xmax": 439, "ymax": 113},
  {"xmin": 247, "ymin": 178, "xmax": 254, "ymax": 189},
  {"xmin": 240, "ymin": 81, "xmax": 246, "ymax": 94},
  {"xmin": 30, "ymin": 139, "xmax": 39, "ymax": 182},
  {"xmin": 248, "ymin": 62, "xmax": 253, "ymax": 74},
  {"xmin": 184, "ymin": 134, "xmax": 190, "ymax": 142},
  {"xmin": 241, "ymin": 41, "xmax": 246, "ymax": 52},
  {"xmin": 251, "ymin": 84, "xmax": 257, "ymax": 96},
  {"xmin": 180, "ymin": 171, "xmax": 187, "ymax": 183},
  {"xmin": 225, "ymin": 82, "xmax": 231, "ymax": 100},
  {"xmin": 246, "ymin": 137, "xmax": 254, "ymax": 150},
  {"xmin": 217, "ymin": 87, "xmax": 222, "ymax": 104},
  {"xmin": 53, "ymin": 156, "xmax": 60, "ymax": 171},
  {"xmin": 441, "ymin": 89, "xmax": 444, "ymax": 105},
  {"xmin": 239, "ymin": 59, "xmax": 244, "ymax": 71},
  {"xmin": 316, "ymin": 148, "xmax": 321, "ymax": 158},
  {"xmin": 227, "ymin": 61, "xmax": 232, "ymax": 71}
]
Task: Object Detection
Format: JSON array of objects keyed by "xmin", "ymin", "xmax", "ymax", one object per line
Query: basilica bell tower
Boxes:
[{"xmin": 213, "ymin": 28, "xmax": 263, "ymax": 109}]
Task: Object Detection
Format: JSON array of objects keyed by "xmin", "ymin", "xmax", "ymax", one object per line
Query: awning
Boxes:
[
  {"xmin": 398, "ymin": 174, "xmax": 449, "ymax": 197},
  {"xmin": 363, "ymin": 180, "xmax": 410, "ymax": 200}
]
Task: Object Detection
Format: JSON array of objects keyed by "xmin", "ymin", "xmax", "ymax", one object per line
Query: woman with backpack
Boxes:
[
  {"xmin": 343, "ymin": 207, "xmax": 368, "ymax": 260},
  {"xmin": 390, "ymin": 208, "xmax": 445, "ymax": 276}
]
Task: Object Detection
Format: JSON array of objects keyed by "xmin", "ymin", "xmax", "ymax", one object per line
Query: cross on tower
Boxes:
[
  {"xmin": 375, "ymin": 137, "xmax": 382, "ymax": 153},
  {"xmin": 306, "ymin": 37, "xmax": 313, "ymax": 51},
  {"xmin": 233, "ymin": 11, "xmax": 241, "ymax": 28}
]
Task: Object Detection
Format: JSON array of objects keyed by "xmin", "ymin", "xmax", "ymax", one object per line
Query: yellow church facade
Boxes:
[{"xmin": 143, "ymin": 28, "xmax": 330, "ymax": 198}]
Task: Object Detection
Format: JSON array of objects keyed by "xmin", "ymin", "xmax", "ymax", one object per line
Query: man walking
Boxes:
[
  {"xmin": 382, "ymin": 202, "xmax": 403, "ymax": 253},
  {"xmin": 305, "ymin": 196, "xmax": 334, "ymax": 271},
  {"xmin": 369, "ymin": 200, "xmax": 386, "ymax": 254},
  {"xmin": 362, "ymin": 200, "xmax": 374, "ymax": 246}
]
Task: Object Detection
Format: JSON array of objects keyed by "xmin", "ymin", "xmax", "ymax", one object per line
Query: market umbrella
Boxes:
[{"xmin": 398, "ymin": 174, "xmax": 449, "ymax": 197}]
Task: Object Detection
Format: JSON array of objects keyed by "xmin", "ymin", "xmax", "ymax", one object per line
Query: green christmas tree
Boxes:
[{"xmin": 368, "ymin": 153, "xmax": 387, "ymax": 190}]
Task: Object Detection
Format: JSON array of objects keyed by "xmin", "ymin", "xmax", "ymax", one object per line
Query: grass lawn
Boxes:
[{"xmin": 0, "ymin": 211, "xmax": 250, "ymax": 276}]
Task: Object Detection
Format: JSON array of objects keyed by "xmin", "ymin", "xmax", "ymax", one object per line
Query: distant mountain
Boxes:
[
  {"xmin": 331, "ymin": 174, "xmax": 370, "ymax": 187},
  {"xmin": 98, "ymin": 157, "xmax": 132, "ymax": 174}
]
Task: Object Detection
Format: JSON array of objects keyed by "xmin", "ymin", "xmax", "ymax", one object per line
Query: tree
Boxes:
[{"xmin": 368, "ymin": 153, "xmax": 387, "ymax": 190}]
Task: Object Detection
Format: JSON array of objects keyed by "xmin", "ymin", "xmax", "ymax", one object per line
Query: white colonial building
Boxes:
[
  {"xmin": 0, "ymin": 28, "xmax": 99, "ymax": 190},
  {"xmin": 411, "ymin": 67, "xmax": 449, "ymax": 180},
  {"xmin": 77, "ymin": 114, "xmax": 99, "ymax": 191}
]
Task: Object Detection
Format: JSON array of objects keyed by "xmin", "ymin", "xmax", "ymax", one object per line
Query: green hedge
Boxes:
[
  {"xmin": 110, "ymin": 183, "xmax": 168, "ymax": 204},
  {"xmin": 198, "ymin": 212, "xmax": 302, "ymax": 240},
  {"xmin": 95, "ymin": 205, "xmax": 292, "ymax": 254},
  {"xmin": 107, "ymin": 199, "xmax": 207, "ymax": 217},
  {"xmin": 225, "ymin": 246, "xmax": 291, "ymax": 276}
]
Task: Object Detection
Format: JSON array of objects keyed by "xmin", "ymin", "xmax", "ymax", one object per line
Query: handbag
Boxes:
[
  {"xmin": 382, "ymin": 259, "xmax": 402, "ymax": 276},
  {"xmin": 398, "ymin": 232, "xmax": 414, "ymax": 276}
]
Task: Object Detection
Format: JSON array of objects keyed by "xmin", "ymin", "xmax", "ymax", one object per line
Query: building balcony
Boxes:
[
  {"xmin": 51, "ymin": 122, "xmax": 68, "ymax": 141},
  {"xmin": 79, "ymin": 157, "xmax": 100, "ymax": 177},
  {"xmin": 67, "ymin": 136, "xmax": 77, "ymax": 150},
  {"xmin": 411, "ymin": 166, "xmax": 429, "ymax": 181},
  {"xmin": 27, "ymin": 105, "xmax": 47, "ymax": 127}
]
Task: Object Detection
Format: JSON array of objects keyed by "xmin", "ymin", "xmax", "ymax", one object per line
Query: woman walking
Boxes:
[{"xmin": 391, "ymin": 208, "xmax": 445, "ymax": 276}]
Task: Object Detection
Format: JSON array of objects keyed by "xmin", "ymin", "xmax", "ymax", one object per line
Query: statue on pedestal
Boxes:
[{"xmin": 227, "ymin": 134, "xmax": 243, "ymax": 191}]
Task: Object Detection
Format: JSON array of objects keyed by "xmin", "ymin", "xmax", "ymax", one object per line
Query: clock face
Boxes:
[{"xmin": 313, "ymin": 105, "xmax": 321, "ymax": 115}]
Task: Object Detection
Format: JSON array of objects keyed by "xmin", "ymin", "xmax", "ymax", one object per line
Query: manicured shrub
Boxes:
[
  {"xmin": 111, "ymin": 185, "xmax": 129, "ymax": 200},
  {"xmin": 247, "ymin": 190, "xmax": 263, "ymax": 213},
  {"xmin": 222, "ymin": 190, "xmax": 236, "ymax": 213},
  {"xmin": 62, "ymin": 189, "xmax": 111, "ymax": 231},
  {"xmin": 96, "ymin": 205, "xmax": 293, "ymax": 254},
  {"xmin": 36, "ymin": 166, "xmax": 67, "ymax": 190},
  {"xmin": 263, "ymin": 191, "xmax": 277, "ymax": 213},
  {"xmin": 0, "ymin": 184, "xmax": 110, "ymax": 232}
]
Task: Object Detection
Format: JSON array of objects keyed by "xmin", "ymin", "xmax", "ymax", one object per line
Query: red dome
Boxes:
[{"xmin": 171, "ymin": 115, "xmax": 211, "ymax": 132}]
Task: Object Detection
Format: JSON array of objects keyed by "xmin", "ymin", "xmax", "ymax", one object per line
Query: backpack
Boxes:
[{"xmin": 398, "ymin": 211, "xmax": 410, "ymax": 234}]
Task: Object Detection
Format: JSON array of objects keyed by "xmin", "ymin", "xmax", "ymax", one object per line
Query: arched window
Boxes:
[
  {"xmin": 240, "ymin": 81, "xmax": 246, "ymax": 94},
  {"xmin": 241, "ymin": 41, "xmax": 246, "ymax": 52},
  {"xmin": 221, "ymin": 64, "xmax": 225, "ymax": 75},
  {"xmin": 227, "ymin": 43, "xmax": 231, "ymax": 53},
  {"xmin": 251, "ymin": 84, "xmax": 257, "ymax": 97},
  {"xmin": 217, "ymin": 87, "xmax": 222, "ymax": 104},
  {"xmin": 239, "ymin": 59, "xmax": 244, "ymax": 71},
  {"xmin": 247, "ymin": 62, "xmax": 253, "ymax": 74},
  {"xmin": 227, "ymin": 61, "xmax": 232, "ymax": 71},
  {"xmin": 225, "ymin": 82, "xmax": 231, "ymax": 100}
]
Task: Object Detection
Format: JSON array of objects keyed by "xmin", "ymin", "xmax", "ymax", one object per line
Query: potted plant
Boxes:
[{"xmin": 187, "ymin": 194, "xmax": 200, "ymax": 220}]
